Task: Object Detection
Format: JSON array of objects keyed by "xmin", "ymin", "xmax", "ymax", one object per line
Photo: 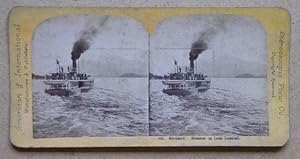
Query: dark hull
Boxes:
[
  {"xmin": 162, "ymin": 87, "xmax": 209, "ymax": 97},
  {"xmin": 45, "ymin": 89, "xmax": 77, "ymax": 97},
  {"xmin": 163, "ymin": 89, "xmax": 192, "ymax": 96},
  {"xmin": 81, "ymin": 87, "xmax": 93, "ymax": 92}
]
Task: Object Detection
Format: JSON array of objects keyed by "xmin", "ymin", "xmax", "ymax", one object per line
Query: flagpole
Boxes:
[{"xmin": 174, "ymin": 59, "xmax": 176, "ymax": 73}]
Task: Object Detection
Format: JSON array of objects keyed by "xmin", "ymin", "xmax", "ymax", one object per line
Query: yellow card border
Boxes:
[{"xmin": 9, "ymin": 7, "xmax": 290, "ymax": 148}]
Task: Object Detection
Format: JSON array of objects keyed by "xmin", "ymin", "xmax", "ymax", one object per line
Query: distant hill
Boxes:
[
  {"xmin": 149, "ymin": 73, "xmax": 163, "ymax": 80},
  {"xmin": 235, "ymin": 73, "xmax": 266, "ymax": 78},
  {"xmin": 119, "ymin": 73, "xmax": 146, "ymax": 78},
  {"xmin": 32, "ymin": 73, "xmax": 45, "ymax": 79}
]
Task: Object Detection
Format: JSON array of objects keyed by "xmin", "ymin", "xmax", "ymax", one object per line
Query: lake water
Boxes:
[
  {"xmin": 33, "ymin": 77, "xmax": 149, "ymax": 138},
  {"xmin": 149, "ymin": 78, "xmax": 269, "ymax": 136},
  {"xmin": 33, "ymin": 77, "xmax": 268, "ymax": 138}
]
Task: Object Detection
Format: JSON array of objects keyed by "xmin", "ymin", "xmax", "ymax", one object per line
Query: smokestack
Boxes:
[
  {"xmin": 189, "ymin": 39, "xmax": 208, "ymax": 73},
  {"xmin": 72, "ymin": 60, "xmax": 77, "ymax": 72},
  {"xmin": 71, "ymin": 39, "xmax": 89, "ymax": 72}
]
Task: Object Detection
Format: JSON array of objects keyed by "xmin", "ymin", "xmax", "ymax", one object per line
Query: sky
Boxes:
[
  {"xmin": 32, "ymin": 14, "xmax": 148, "ymax": 77},
  {"xmin": 150, "ymin": 14, "xmax": 267, "ymax": 77},
  {"xmin": 33, "ymin": 14, "xmax": 267, "ymax": 78}
]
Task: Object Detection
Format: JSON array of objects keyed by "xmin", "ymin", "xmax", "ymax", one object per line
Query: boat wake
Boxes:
[
  {"xmin": 150, "ymin": 79, "xmax": 268, "ymax": 136},
  {"xmin": 33, "ymin": 80, "xmax": 149, "ymax": 138}
]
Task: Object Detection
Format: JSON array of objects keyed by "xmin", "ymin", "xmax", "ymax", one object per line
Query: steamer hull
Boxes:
[
  {"xmin": 162, "ymin": 79, "xmax": 211, "ymax": 97},
  {"xmin": 44, "ymin": 75, "xmax": 94, "ymax": 97}
]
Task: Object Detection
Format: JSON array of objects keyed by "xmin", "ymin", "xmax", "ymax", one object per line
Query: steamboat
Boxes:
[
  {"xmin": 162, "ymin": 60, "xmax": 211, "ymax": 97},
  {"xmin": 44, "ymin": 59, "xmax": 94, "ymax": 96}
]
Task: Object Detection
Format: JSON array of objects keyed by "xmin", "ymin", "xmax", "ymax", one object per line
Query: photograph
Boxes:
[
  {"xmin": 32, "ymin": 15, "xmax": 149, "ymax": 138},
  {"xmin": 149, "ymin": 15, "xmax": 269, "ymax": 136}
]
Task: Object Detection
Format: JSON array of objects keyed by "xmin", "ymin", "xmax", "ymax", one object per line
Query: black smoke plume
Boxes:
[
  {"xmin": 188, "ymin": 16, "xmax": 228, "ymax": 71},
  {"xmin": 71, "ymin": 16, "xmax": 109, "ymax": 70},
  {"xmin": 71, "ymin": 39, "xmax": 90, "ymax": 68},
  {"xmin": 189, "ymin": 39, "xmax": 208, "ymax": 68}
]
